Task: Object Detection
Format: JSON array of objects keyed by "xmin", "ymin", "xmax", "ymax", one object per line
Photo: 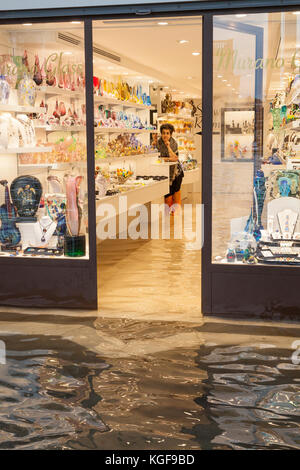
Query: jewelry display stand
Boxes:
[{"xmin": 17, "ymin": 215, "xmax": 57, "ymax": 247}]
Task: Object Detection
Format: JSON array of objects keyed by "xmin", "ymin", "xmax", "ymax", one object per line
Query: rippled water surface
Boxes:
[{"xmin": 0, "ymin": 316, "xmax": 299, "ymax": 450}]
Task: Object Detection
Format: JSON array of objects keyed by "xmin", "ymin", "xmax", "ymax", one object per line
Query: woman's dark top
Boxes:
[{"xmin": 156, "ymin": 136, "xmax": 184, "ymax": 196}]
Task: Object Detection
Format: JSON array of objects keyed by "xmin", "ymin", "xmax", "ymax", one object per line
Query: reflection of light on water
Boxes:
[
  {"xmin": 195, "ymin": 344, "xmax": 300, "ymax": 449},
  {"xmin": 0, "ymin": 319, "xmax": 299, "ymax": 450}
]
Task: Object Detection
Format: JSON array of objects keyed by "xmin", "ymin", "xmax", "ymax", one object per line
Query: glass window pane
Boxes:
[
  {"xmin": 0, "ymin": 21, "xmax": 89, "ymax": 259},
  {"xmin": 213, "ymin": 12, "xmax": 300, "ymax": 266}
]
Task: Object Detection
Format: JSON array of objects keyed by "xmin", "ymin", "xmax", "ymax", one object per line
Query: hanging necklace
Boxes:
[{"xmin": 39, "ymin": 219, "xmax": 53, "ymax": 242}]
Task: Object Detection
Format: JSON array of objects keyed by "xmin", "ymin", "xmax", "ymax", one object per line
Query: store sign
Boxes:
[
  {"xmin": 1, "ymin": 52, "xmax": 83, "ymax": 79},
  {"xmin": 216, "ymin": 46, "xmax": 300, "ymax": 72}
]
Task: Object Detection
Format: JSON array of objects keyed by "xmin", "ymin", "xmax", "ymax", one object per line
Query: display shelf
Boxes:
[
  {"xmin": 0, "ymin": 146, "xmax": 52, "ymax": 154},
  {"xmin": 34, "ymin": 124, "xmax": 86, "ymax": 132},
  {"xmin": 18, "ymin": 161, "xmax": 86, "ymax": 171},
  {"xmin": 96, "ymin": 179, "xmax": 169, "ymax": 221},
  {"xmin": 282, "ymin": 120, "xmax": 300, "ymax": 131},
  {"xmin": 94, "ymin": 95, "xmax": 154, "ymax": 110},
  {"xmin": 151, "ymin": 161, "xmax": 177, "ymax": 166},
  {"xmin": 37, "ymin": 86, "xmax": 83, "ymax": 98},
  {"xmin": 174, "ymin": 132, "xmax": 195, "ymax": 138},
  {"xmin": 95, "ymin": 152, "xmax": 159, "ymax": 163},
  {"xmin": 179, "ymin": 150, "xmax": 196, "ymax": 155},
  {"xmin": 0, "ymin": 104, "xmax": 45, "ymax": 114},
  {"xmin": 157, "ymin": 113, "xmax": 194, "ymax": 121},
  {"xmin": 94, "ymin": 127, "xmax": 158, "ymax": 135},
  {"xmin": 286, "ymin": 87, "xmax": 300, "ymax": 106}
]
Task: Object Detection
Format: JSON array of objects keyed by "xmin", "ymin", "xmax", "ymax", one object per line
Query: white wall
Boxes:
[{"xmin": 0, "ymin": 0, "xmax": 200, "ymax": 11}]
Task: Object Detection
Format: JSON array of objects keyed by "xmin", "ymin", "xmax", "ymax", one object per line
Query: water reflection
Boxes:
[
  {"xmin": 0, "ymin": 321, "xmax": 299, "ymax": 449},
  {"xmin": 186, "ymin": 345, "xmax": 300, "ymax": 450},
  {"xmin": 0, "ymin": 334, "xmax": 109, "ymax": 449}
]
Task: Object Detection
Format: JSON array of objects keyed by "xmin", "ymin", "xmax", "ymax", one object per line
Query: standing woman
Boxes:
[{"xmin": 157, "ymin": 123, "xmax": 184, "ymax": 212}]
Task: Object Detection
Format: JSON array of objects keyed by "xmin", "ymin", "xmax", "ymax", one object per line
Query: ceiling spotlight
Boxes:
[
  {"xmin": 293, "ymin": 11, "xmax": 300, "ymax": 15},
  {"xmin": 222, "ymin": 79, "xmax": 227, "ymax": 82},
  {"xmin": 192, "ymin": 52, "xmax": 200, "ymax": 56},
  {"xmin": 178, "ymin": 39, "xmax": 189, "ymax": 44},
  {"xmin": 23, "ymin": 23, "xmax": 32, "ymax": 26},
  {"xmin": 71, "ymin": 21, "xmax": 81, "ymax": 24},
  {"xmin": 158, "ymin": 22, "xmax": 168, "ymax": 25},
  {"xmin": 217, "ymin": 75, "xmax": 223, "ymax": 78},
  {"xmin": 235, "ymin": 14, "xmax": 247, "ymax": 18}
]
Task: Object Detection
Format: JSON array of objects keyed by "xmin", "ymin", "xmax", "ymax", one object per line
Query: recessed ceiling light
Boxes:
[
  {"xmin": 71, "ymin": 21, "xmax": 81, "ymax": 24},
  {"xmin": 217, "ymin": 75, "xmax": 222, "ymax": 78},
  {"xmin": 192, "ymin": 52, "xmax": 200, "ymax": 56},
  {"xmin": 158, "ymin": 22, "xmax": 168, "ymax": 25},
  {"xmin": 227, "ymin": 84, "xmax": 231, "ymax": 86},
  {"xmin": 187, "ymin": 76, "xmax": 194, "ymax": 80},
  {"xmin": 235, "ymin": 14, "xmax": 247, "ymax": 18},
  {"xmin": 293, "ymin": 11, "xmax": 300, "ymax": 15},
  {"xmin": 222, "ymin": 79, "xmax": 227, "ymax": 82},
  {"xmin": 23, "ymin": 23, "xmax": 32, "ymax": 26},
  {"xmin": 63, "ymin": 52, "xmax": 72, "ymax": 55}
]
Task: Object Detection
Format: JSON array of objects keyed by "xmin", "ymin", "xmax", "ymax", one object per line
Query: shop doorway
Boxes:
[{"xmin": 91, "ymin": 16, "xmax": 203, "ymax": 319}]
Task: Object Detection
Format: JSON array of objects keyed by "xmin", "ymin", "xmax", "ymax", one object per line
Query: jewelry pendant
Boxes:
[{"xmin": 41, "ymin": 235, "xmax": 46, "ymax": 242}]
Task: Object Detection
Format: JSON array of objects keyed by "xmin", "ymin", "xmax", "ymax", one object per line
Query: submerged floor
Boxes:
[{"xmin": 98, "ymin": 191, "xmax": 202, "ymax": 322}]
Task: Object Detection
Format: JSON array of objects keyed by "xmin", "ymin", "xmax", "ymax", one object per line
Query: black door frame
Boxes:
[{"xmin": 0, "ymin": 1, "xmax": 299, "ymax": 314}]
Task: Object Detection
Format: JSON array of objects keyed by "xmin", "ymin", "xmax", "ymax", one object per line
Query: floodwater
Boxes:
[{"xmin": 0, "ymin": 312, "xmax": 299, "ymax": 450}]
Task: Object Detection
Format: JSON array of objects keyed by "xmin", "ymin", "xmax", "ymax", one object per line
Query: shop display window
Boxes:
[
  {"xmin": 213, "ymin": 11, "xmax": 300, "ymax": 266},
  {"xmin": 0, "ymin": 22, "xmax": 89, "ymax": 259}
]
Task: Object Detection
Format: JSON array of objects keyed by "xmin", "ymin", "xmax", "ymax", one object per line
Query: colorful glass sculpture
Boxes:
[
  {"xmin": 10, "ymin": 175, "xmax": 42, "ymax": 219},
  {"xmin": 17, "ymin": 73, "xmax": 36, "ymax": 107},
  {"xmin": 0, "ymin": 75, "xmax": 10, "ymax": 104}
]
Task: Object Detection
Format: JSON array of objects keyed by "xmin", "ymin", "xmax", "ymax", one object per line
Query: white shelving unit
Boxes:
[
  {"xmin": 1, "ymin": 146, "xmax": 52, "ymax": 154},
  {"xmin": 95, "ymin": 152, "xmax": 159, "ymax": 163},
  {"xmin": 94, "ymin": 95, "xmax": 154, "ymax": 110},
  {"xmin": 0, "ymin": 104, "xmax": 45, "ymax": 113},
  {"xmin": 286, "ymin": 87, "xmax": 300, "ymax": 106},
  {"xmin": 282, "ymin": 120, "xmax": 300, "ymax": 131},
  {"xmin": 94, "ymin": 127, "xmax": 157, "ymax": 135},
  {"xmin": 34, "ymin": 124, "xmax": 86, "ymax": 132}
]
